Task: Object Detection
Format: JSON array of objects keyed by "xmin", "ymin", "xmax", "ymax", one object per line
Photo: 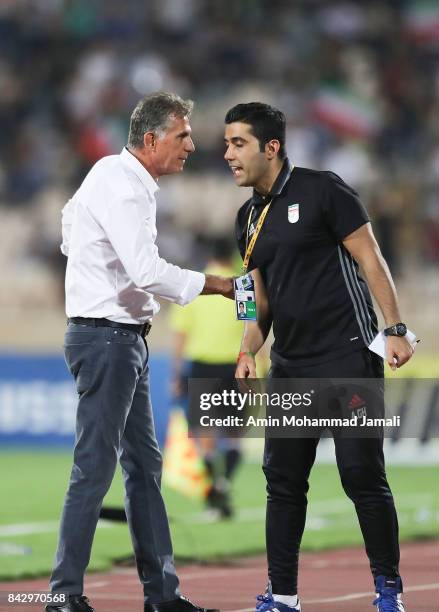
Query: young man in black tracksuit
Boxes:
[{"xmin": 224, "ymin": 102, "xmax": 414, "ymax": 612}]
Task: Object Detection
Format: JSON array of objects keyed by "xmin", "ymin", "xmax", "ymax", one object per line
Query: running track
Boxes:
[{"xmin": 1, "ymin": 540, "xmax": 437, "ymax": 611}]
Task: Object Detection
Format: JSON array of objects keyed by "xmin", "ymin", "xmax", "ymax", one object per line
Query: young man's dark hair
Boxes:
[{"xmin": 225, "ymin": 102, "xmax": 287, "ymax": 159}]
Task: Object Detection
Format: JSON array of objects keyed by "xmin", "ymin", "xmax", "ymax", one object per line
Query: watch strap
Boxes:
[{"xmin": 384, "ymin": 323, "xmax": 407, "ymax": 337}]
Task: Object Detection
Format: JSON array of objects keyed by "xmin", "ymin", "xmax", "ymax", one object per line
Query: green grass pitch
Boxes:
[{"xmin": 0, "ymin": 450, "xmax": 438, "ymax": 580}]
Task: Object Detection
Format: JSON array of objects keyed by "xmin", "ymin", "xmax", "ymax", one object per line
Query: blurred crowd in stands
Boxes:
[{"xmin": 0, "ymin": 0, "xmax": 438, "ymax": 311}]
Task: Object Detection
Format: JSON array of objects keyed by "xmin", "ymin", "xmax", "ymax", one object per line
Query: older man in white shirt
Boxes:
[{"xmin": 47, "ymin": 93, "xmax": 229, "ymax": 612}]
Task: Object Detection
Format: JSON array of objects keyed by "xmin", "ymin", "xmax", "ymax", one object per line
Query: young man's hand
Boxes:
[
  {"xmin": 236, "ymin": 353, "xmax": 257, "ymax": 379},
  {"xmin": 235, "ymin": 353, "xmax": 257, "ymax": 394},
  {"xmin": 386, "ymin": 336, "xmax": 415, "ymax": 370}
]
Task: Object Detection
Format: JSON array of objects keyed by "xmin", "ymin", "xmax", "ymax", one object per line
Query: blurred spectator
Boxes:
[
  {"xmin": 368, "ymin": 187, "xmax": 405, "ymax": 277},
  {"xmin": 424, "ymin": 191, "xmax": 439, "ymax": 263},
  {"xmin": 0, "ymin": 0, "xmax": 437, "ymax": 310}
]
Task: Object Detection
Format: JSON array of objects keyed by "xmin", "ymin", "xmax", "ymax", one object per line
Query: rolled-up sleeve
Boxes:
[
  {"xmin": 178, "ymin": 270, "xmax": 206, "ymax": 305},
  {"xmin": 99, "ymin": 193, "xmax": 205, "ymax": 305}
]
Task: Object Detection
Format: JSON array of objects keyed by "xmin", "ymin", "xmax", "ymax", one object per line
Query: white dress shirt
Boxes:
[{"xmin": 61, "ymin": 147, "xmax": 205, "ymax": 324}]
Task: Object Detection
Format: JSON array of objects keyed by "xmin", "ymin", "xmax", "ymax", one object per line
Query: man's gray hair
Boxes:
[{"xmin": 128, "ymin": 91, "xmax": 194, "ymax": 148}]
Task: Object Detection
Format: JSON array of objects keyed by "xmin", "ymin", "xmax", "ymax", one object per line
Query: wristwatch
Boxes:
[{"xmin": 383, "ymin": 322, "xmax": 407, "ymax": 337}]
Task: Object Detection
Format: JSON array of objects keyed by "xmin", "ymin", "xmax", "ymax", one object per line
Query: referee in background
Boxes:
[
  {"xmin": 170, "ymin": 238, "xmax": 243, "ymax": 519},
  {"xmin": 225, "ymin": 102, "xmax": 414, "ymax": 612}
]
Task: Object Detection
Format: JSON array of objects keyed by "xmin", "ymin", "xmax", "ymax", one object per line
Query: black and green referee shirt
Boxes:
[{"xmin": 235, "ymin": 158, "xmax": 378, "ymax": 366}]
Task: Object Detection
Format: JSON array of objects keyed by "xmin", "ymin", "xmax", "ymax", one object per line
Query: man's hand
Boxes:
[
  {"xmin": 201, "ymin": 274, "xmax": 234, "ymax": 299},
  {"xmin": 236, "ymin": 353, "xmax": 257, "ymax": 379},
  {"xmin": 235, "ymin": 353, "xmax": 257, "ymax": 394},
  {"xmin": 386, "ymin": 336, "xmax": 415, "ymax": 370}
]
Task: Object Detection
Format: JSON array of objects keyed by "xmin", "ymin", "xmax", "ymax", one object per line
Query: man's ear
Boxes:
[
  {"xmin": 143, "ymin": 132, "xmax": 156, "ymax": 150},
  {"xmin": 265, "ymin": 139, "xmax": 281, "ymax": 160}
]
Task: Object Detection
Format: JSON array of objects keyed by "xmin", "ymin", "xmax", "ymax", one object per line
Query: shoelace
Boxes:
[
  {"xmin": 373, "ymin": 592, "xmax": 403, "ymax": 612},
  {"xmin": 256, "ymin": 594, "xmax": 276, "ymax": 612}
]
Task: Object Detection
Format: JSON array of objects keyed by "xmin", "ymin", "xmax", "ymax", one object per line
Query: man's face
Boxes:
[
  {"xmin": 153, "ymin": 115, "xmax": 195, "ymax": 176},
  {"xmin": 224, "ymin": 122, "xmax": 269, "ymax": 187},
  {"xmin": 239, "ymin": 303, "xmax": 245, "ymax": 313}
]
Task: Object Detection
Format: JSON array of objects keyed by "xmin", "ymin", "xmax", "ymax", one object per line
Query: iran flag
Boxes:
[
  {"xmin": 311, "ymin": 86, "xmax": 381, "ymax": 140},
  {"xmin": 405, "ymin": 0, "xmax": 439, "ymax": 46}
]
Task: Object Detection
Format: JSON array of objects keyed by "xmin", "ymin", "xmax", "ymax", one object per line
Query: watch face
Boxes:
[{"xmin": 396, "ymin": 323, "xmax": 407, "ymax": 336}]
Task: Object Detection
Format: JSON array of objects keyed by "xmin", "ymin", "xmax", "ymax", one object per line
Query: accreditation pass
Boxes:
[{"xmin": 234, "ymin": 273, "xmax": 257, "ymax": 321}]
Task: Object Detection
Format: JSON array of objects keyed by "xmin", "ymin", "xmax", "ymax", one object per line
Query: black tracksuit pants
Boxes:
[{"xmin": 264, "ymin": 348, "xmax": 401, "ymax": 595}]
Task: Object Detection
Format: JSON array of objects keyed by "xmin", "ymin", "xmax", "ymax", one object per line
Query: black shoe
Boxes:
[
  {"xmin": 206, "ymin": 485, "xmax": 233, "ymax": 519},
  {"xmin": 144, "ymin": 594, "xmax": 220, "ymax": 612},
  {"xmin": 45, "ymin": 595, "xmax": 95, "ymax": 612}
]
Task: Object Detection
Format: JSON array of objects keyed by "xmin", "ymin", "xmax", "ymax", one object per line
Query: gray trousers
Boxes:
[{"xmin": 50, "ymin": 323, "xmax": 180, "ymax": 603}]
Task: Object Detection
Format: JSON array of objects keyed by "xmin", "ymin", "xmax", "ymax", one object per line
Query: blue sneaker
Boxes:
[
  {"xmin": 373, "ymin": 576, "xmax": 405, "ymax": 611},
  {"xmin": 255, "ymin": 584, "xmax": 301, "ymax": 612}
]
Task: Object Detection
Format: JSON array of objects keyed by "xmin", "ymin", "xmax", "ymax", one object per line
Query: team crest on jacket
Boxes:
[{"xmin": 288, "ymin": 203, "xmax": 300, "ymax": 223}]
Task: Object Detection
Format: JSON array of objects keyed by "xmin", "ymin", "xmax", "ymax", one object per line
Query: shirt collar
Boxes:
[
  {"xmin": 251, "ymin": 157, "xmax": 294, "ymax": 206},
  {"xmin": 120, "ymin": 147, "xmax": 159, "ymax": 195}
]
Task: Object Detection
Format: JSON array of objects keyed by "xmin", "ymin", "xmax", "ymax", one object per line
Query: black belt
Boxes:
[{"xmin": 68, "ymin": 317, "xmax": 151, "ymax": 338}]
